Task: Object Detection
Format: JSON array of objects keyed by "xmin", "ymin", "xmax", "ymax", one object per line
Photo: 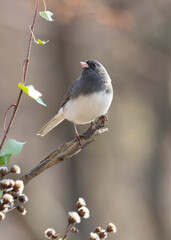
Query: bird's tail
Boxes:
[{"xmin": 37, "ymin": 110, "xmax": 64, "ymax": 136}]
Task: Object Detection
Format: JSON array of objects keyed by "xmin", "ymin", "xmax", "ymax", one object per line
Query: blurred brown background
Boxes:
[{"xmin": 0, "ymin": 0, "xmax": 171, "ymax": 239}]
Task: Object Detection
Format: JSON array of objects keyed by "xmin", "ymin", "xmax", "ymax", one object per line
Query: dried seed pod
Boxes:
[
  {"xmin": 76, "ymin": 197, "xmax": 86, "ymax": 209},
  {"xmin": 94, "ymin": 227, "xmax": 102, "ymax": 233},
  {"xmin": 0, "ymin": 166, "xmax": 8, "ymax": 176},
  {"xmin": 13, "ymin": 180, "xmax": 24, "ymax": 193},
  {"xmin": 98, "ymin": 230, "xmax": 107, "ymax": 239},
  {"xmin": 71, "ymin": 226, "xmax": 79, "ymax": 234},
  {"xmin": 10, "ymin": 165, "xmax": 21, "ymax": 174},
  {"xmin": 18, "ymin": 194, "xmax": 28, "ymax": 203},
  {"xmin": 8, "ymin": 179, "xmax": 15, "ymax": 188},
  {"xmin": 44, "ymin": 228, "xmax": 60, "ymax": 239},
  {"xmin": 78, "ymin": 206, "xmax": 90, "ymax": 219},
  {"xmin": 90, "ymin": 232, "xmax": 100, "ymax": 240},
  {"xmin": 1, "ymin": 179, "xmax": 10, "ymax": 189},
  {"xmin": 3, "ymin": 193, "xmax": 14, "ymax": 204},
  {"xmin": 106, "ymin": 222, "xmax": 117, "ymax": 233},
  {"xmin": 68, "ymin": 211, "xmax": 81, "ymax": 224},
  {"xmin": 17, "ymin": 205, "xmax": 27, "ymax": 215}
]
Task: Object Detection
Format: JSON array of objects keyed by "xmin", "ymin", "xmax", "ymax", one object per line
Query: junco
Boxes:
[{"xmin": 37, "ymin": 60, "xmax": 113, "ymax": 140}]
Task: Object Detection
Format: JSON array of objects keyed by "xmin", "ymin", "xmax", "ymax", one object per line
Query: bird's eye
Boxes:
[{"xmin": 92, "ymin": 63, "xmax": 96, "ymax": 67}]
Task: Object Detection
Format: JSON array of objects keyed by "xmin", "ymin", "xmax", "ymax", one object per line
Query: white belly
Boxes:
[{"xmin": 62, "ymin": 91, "xmax": 113, "ymax": 124}]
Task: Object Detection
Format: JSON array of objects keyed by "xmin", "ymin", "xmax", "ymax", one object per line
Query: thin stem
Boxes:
[
  {"xmin": 23, "ymin": 0, "xmax": 39, "ymax": 84},
  {"xmin": 21, "ymin": 59, "xmax": 27, "ymax": 85},
  {"xmin": 0, "ymin": 0, "xmax": 39, "ymax": 152},
  {"xmin": 42, "ymin": 0, "xmax": 47, "ymax": 12},
  {"xmin": 29, "ymin": 25, "xmax": 37, "ymax": 43},
  {"xmin": 63, "ymin": 223, "xmax": 74, "ymax": 240},
  {"xmin": 1, "ymin": 170, "xmax": 11, "ymax": 180},
  {"xmin": 3, "ymin": 104, "xmax": 16, "ymax": 135}
]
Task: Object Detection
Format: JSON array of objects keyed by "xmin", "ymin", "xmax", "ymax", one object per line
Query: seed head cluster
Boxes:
[
  {"xmin": 0, "ymin": 165, "xmax": 28, "ymax": 220},
  {"xmin": 90, "ymin": 223, "xmax": 117, "ymax": 240},
  {"xmin": 68, "ymin": 197, "xmax": 90, "ymax": 224},
  {"xmin": 45, "ymin": 197, "xmax": 90, "ymax": 239},
  {"xmin": 44, "ymin": 198, "xmax": 117, "ymax": 240}
]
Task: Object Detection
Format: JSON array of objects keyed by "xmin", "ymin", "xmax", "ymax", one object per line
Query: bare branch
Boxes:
[
  {"xmin": 0, "ymin": 0, "xmax": 39, "ymax": 151},
  {"xmin": 21, "ymin": 116, "xmax": 108, "ymax": 185}
]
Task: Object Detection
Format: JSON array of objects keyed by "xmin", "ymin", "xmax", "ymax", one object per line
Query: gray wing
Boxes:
[
  {"xmin": 60, "ymin": 86, "xmax": 72, "ymax": 108},
  {"xmin": 59, "ymin": 78, "xmax": 80, "ymax": 108}
]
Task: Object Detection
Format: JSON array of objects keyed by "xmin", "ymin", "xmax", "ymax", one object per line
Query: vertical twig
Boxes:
[{"xmin": 0, "ymin": 0, "xmax": 39, "ymax": 151}]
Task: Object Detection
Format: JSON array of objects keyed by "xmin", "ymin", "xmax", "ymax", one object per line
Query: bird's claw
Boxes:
[
  {"xmin": 99, "ymin": 115, "xmax": 108, "ymax": 124},
  {"xmin": 75, "ymin": 134, "xmax": 85, "ymax": 146}
]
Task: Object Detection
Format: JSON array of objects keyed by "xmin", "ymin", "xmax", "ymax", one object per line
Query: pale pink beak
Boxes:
[{"xmin": 80, "ymin": 61, "xmax": 89, "ymax": 69}]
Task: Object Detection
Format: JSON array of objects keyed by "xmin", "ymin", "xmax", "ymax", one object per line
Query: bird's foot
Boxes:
[
  {"xmin": 99, "ymin": 115, "xmax": 108, "ymax": 124},
  {"xmin": 75, "ymin": 133, "xmax": 85, "ymax": 146},
  {"xmin": 90, "ymin": 121, "xmax": 94, "ymax": 128},
  {"xmin": 74, "ymin": 123, "xmax": 85, "ymax": 145}
]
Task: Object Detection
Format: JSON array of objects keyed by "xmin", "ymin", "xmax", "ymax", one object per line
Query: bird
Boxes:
[{"xmin": 37, "ymin": 60, "xmax": 113, "ymax": 141}]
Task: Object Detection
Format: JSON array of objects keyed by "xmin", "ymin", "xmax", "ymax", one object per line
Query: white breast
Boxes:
[{"xmin": 62, "ymin": 90, "xmax": 113, "ymax": 124}]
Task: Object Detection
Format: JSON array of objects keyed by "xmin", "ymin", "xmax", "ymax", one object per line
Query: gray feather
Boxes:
[{"xmin": 37, "ymin": 111, "xmax": 64, "ymax": 136}]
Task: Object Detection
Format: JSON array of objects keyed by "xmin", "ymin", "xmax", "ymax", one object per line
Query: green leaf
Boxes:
[
  {"xmin": 0, "ymin": 139, "xmax": 26, "ymax": 155},
  {"xmin": 18, "ymin": 83, "xmax": 47, "ymax": 106},
  {"xmin": 35, "ymin": 39, "xmax": 49, "ymax": 45},
  {"xmin": 0, "ymin": 139, "xmax": 26, "ymax": 165},
  {"xmin": 39, "ymin": 11, "xmax": 54, "ymax": 21},
  {"xmin": 0, "ymin": 154, "xmax": 11, "ymax": 165}
]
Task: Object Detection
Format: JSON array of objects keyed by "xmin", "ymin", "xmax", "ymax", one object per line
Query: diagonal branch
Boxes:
[{"xmin": 21, "ymin": 116, "xmax": 108, "ymax": 185}]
